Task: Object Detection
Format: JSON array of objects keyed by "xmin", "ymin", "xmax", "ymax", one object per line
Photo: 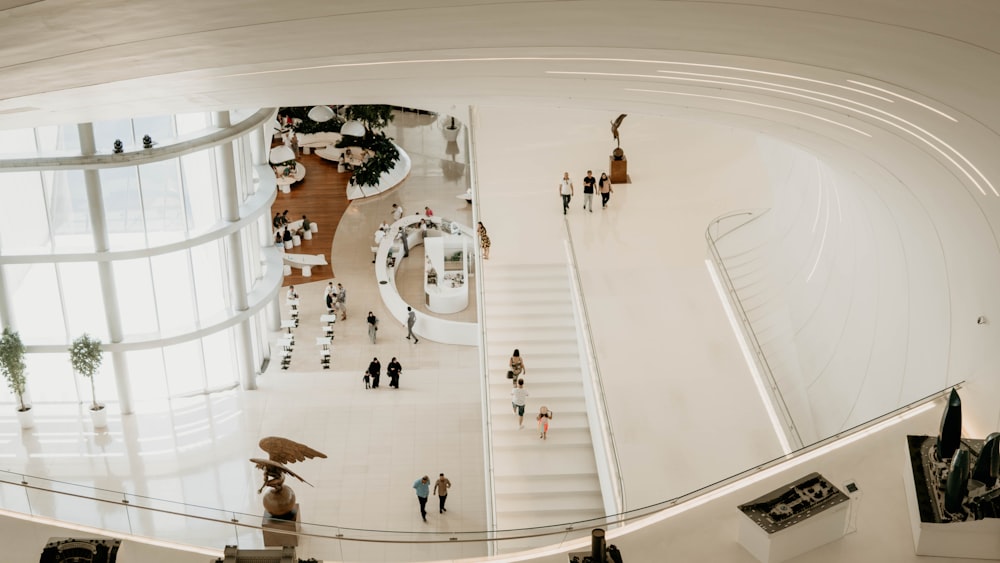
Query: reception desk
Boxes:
[{"xmin": 375, "ymin": 215, "xmax": 477, "ymax": 345}]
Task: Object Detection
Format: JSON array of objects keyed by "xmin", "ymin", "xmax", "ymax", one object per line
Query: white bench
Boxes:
[{"xmin": 283, "ymin": 253, "xmax": 327, "ymax": 277}]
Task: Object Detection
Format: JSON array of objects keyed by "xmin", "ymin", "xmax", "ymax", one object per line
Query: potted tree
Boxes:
[
  {"xmin": 69, "ymin": 334, "xmax": 106, "ymax": 428},
  {"xmin": 0, "ymin": 327, "xmax": 31, "ymax": 429},
  {"xmin": 443, "ymin": 115, "xmax": 460, "ymax": 142}
]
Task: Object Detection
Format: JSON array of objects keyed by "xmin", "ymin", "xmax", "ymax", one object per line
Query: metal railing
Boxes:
[
  {"xmin": 0, "ymin": 382, "xmax": 959, "ymax": 556},
  {"xmin": 705, "ymin": 209, "xmax": 804, "ymax": 450},
  {"xmin": 563, "ymin": 223, "xmax": 627, "ymax": 518},
  {"xmin": 466, "ymin": 104, "xmax": 499, "ymax": 555}
]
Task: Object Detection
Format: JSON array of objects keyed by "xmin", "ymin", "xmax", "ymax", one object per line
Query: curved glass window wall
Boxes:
[{"xmin": 0, "ymin": 109, "xmax": 279, "ymax": 409}]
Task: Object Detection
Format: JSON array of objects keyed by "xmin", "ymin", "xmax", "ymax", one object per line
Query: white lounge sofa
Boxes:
[
  {"xmin": 295, "ymin": 132, "xmax": 342, "ymax": 152},
  {"xmin": 283, "ymin": 253, "xmax": 327, "ymax": 277}
]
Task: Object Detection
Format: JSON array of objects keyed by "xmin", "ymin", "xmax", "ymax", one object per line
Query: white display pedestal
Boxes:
[
  {"xmin": 423, "ymin": 235, "xmax": 469, "ymax": 314},
  {"xmin": 903, "ymin": 446, "xmax": 1000, "ymax": 559},
  {"xmin": 737, "ymin": 474, "xmax": 849, "ymax": 563},
  {"xmin": 739, "ymin": 502, "xmax": 848, "ymax": 563}
]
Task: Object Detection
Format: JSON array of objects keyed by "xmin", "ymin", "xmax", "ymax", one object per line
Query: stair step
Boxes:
[
  {"xmin": 494, "ymin": 508, "xmax": 607, "ymax": 529},
  {"xmin": 494, "ymin": 473, "xmax": 599, "ymax": 493},
  {"xmin": 494, "ymin": 491, "xmax": 604, "ymax": 513}
]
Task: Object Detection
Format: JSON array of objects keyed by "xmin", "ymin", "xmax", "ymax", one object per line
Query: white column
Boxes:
[
  {"xmin": 78, "ymin": 123, "xmax": 134, "ymax": 414},
  {"xmin": 0, "ymin": 260, "xmax": 14, "ymax": 329},
  {"xmin": 214, "ymin": 111, "xmax": 257, "ymax": 391}
]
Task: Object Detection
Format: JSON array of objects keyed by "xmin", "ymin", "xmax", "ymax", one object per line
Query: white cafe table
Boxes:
[
  {"xmin": 280, "ymin": 320, "xmax": 296, "ymax": 333},
  {"xmin": 320, "ymin": 314, "xmax": 338, "ymax": 324}
]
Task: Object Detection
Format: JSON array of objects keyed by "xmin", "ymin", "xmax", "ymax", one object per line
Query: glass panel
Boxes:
[
  {"xmin": 45, "ymin": 169, "xmax": 92, "ymax": 251},
  {"xmin": 138, "ymin": 159, "xmax": 187, "ymax": 245},
  {"xmin": 150, "ymin": 250, "xmax": 196, "ymax": 334},
  {"xmin": 100, "ymin": 167, "xmax": 146, "ymax": 249},
  {"xmin": 190, "ymin": 240, "xmax": 228, "ymax": 323},
  {"xmin": 126, "ymin": 349, "xmax": 168, "ymax": 402},
  {"xmin": 203, "ymin": 328, "xmax": 237, "ymax": 389},
  {"xmin": 132, "ymin": 115, "xmax": 175, "ymax": 146},
  {"xmin": 0, "ymin": 171, "xmax": 50, "ymax": 253},
  {"xmin": 34, "ymin": 125, "xmax": 60, "ymax": 153},
  {"xmin": 114, "ymin": 258, "xmax": 159, "ymax": 337},
  {"xmin": 90, "ymin": 350, "xmax": 117, "ymax": 405},
  {"xmin": 181, "ymin": 150, "xmax": 219, "ymax": 234},
  {"xmin": 92, "ymin": 118, "xmax": 134, "ymax": 150},
  {"xmin": 163, "ymin": 340, "xmax": 205, "ymax": 396},
  {"xmin": 6, "ymin": 263, "xmax": 65, "ymax": 344},
  {"xmin": 0, "ymin": 127, "xmax": 36, "ymax": 155},
  {"xmin": 24, "ymin": 353, "xmax": 78, "ymax": 403},
  {"xmin": 58, "ymin": 262, "xmax": 108, "ymax": 342},
  {"xmin": 175, "ymin": 112, "xmax": 209, "ymax": 136}
]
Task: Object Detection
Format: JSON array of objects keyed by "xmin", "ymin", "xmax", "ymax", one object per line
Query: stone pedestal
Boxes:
[
  {"xmin": 609, "ymin": 155, "xmax": 628, "ymax": 183},
  {"xmin": 262, "ymin": 503, "xmax": 300, "ymax": 547}
]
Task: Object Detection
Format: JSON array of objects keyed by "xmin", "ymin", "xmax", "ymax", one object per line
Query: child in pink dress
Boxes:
[{"xmin": 537, "ymin": 406, "xmax": 553, "ymax": 440}]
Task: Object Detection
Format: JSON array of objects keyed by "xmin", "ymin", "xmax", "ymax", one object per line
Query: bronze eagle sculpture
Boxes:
[{"xmin": 250, "ymin": 436, "xmax": 327, "ymax": 516}]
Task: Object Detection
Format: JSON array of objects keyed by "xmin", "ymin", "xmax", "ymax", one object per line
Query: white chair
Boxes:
[
  {"xmin": 282, "ymin": 264, "xmax": 292, "ymax": 276},
  {"xmin": 292, "ymin": 235, "xmax": 302, "ymax": 247},
  {"xmin": 303, "ymin": 230, "xmax": 313, "ymax": 240},
  {"xmin": 309, "ymin": 223, "xmax": 318, "ymax": 234},
  {"xmin": 283, "ymin": 240, "xmax": 293, "ymax": 250}
]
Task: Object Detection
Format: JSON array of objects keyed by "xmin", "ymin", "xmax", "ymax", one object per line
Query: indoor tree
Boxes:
[
  {"xmin": 69, "ymin": 333, "xmax": 104, "ymax": 411},
  {"xmin": 0, "ymin": 326, "xmax": 28, "ymax": 412}
]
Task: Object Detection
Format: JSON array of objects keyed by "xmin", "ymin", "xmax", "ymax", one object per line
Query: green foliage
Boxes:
[
  {"xmin": 0, "ymin": 327, "xmax": 27, "ymax": 411},
  {"xmin": 346, "ymin": 132, "xmax": 401, "ymax": 188},
  {"xmin": 69, "ymin": 333, "xmax": 103, "ymax": 410},
  {"xmin": 278, "ymin": 106, "xmax": 345, "ymax": 135},
  {"xmin": 344, "ymin": 105, "xmax": 394, "ymax": 131}
]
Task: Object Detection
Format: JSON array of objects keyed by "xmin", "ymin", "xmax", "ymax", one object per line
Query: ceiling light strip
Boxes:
[
  {"xmin": 657, "ymin": 69, "xmax": 893, "ymax": 103},
  {"xmin": 625, "ymin": 88, "xmax": 871, "ymax": 137},
  {"xmin": 628, "ymin": 87, "xmax": 992, "ymax": 196},
  {"xmin": 847, "ymin": 79, "xmax": 958, "ymax": 122}
]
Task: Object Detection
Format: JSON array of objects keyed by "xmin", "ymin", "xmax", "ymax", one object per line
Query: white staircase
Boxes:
[{"xmin": 481, "ymin": 263, "xmax": 605, "ymax": 552}]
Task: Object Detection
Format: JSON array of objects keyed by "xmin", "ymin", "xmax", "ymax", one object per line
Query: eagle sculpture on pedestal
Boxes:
[{"xmin": 250, "ymin": 436, "xmax": 327, "ymax": 517}]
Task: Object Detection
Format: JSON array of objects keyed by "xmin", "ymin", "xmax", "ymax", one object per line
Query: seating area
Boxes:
[
  {"xmin": 283, "ymin": 253, "xmax": 328, "ymax": 277},
  {"xmin": 273, "ymin": 161, "xmax": 306, "ymax": 193}
]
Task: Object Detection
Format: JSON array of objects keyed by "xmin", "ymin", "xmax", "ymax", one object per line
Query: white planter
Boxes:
[
  {"xmin": 443, "ymin": 127, "xmax": 460, "ymax": 142},
  {"xmin": 16, "ymin": 406, "xmax": 34, "ymax": 430},
  {"xmin": 89, "ymin": 405, "xmax": 108, "ymax": 429}
]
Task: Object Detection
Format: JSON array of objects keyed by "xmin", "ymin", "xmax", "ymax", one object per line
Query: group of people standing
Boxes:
[
  {"xmin": 558, "ymin": 170, "xmax": 614, "ymax": 214},
  {"xmin": 324, "ymin": 282, "xmax": 347, "ymax": 321}
]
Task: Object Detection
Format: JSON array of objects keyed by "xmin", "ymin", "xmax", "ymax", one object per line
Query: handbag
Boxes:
[{"xmin": 506, "ymin": 370, "xmax": 515, "ymax": 379}]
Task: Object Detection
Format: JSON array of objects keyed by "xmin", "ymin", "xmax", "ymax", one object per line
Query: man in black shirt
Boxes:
[{"xmin": 582, "ymin": 170, "xmax": 596, "ymax": 212}]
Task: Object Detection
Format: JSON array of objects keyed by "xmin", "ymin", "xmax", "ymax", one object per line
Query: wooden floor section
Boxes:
[{"xmin": 271, "ymin": 146, "xmax": 351, "ymax": 287}]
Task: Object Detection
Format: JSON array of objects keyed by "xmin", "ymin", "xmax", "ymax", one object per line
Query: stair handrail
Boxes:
[
  {"xmin": 466, "ymin": 104, "xmax": 499, "ymax": 555},
  {"xmin": 705, "ymin": 208, "xmax": 803, "ymax": 450},
  {"xmin": 0, "ymin": 383, "xmax": 960, "ymax": 552},
  {"xmin": 563, "ymin": 221, "xmax": 627, "ymax": 519}
]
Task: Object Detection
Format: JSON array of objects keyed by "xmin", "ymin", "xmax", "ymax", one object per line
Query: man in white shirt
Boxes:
[
  {"xmin": 558, "ymin": 172, "xmax": 574, "ymax": 215},
  {"xmin": 510, "ymin": 379, "xmax": 529, "ymax": 428},
  {"xmin": 392, "ymin": 203, "xmax": 404, "ymax": 221}
]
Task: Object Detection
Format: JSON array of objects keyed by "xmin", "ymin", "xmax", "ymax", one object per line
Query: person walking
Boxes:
[
  {"xmin": 477, "ymin": 221, "xmax": 491, "ymax": 260},
  {"xmin": 582, "ymin": 170, "xmax": 596, "ymax": 212},
  {"xmin": 368, "ymin": 357, "xmax": 382, "ymax": 389},
  {"xmin": 406, "ymin": 306, "xmax": 419, "ymax": 343},
  {"xmin": 413, "ymin": 475, "xmax": 431, "ymax": 522},
  {"xmin": 558, "ymin": 172, "xmax": 574, "ymax": 215},
  {"xmin": 537, "ymin": 406, "xmax": 553, "ymax": 440},
  {"xmin": 363, "ymin": 370, "xmax": 371, "ymax": 389},
  {"xmin": 398, "ymin": 224, "xmax": 410, "ymax": 257},
  {"xmin": 336, "ymin": 283, "xmax": 347, "ymax": 320},
  {"xmin": 509, "ymin": 349, "xmax": 525, "ymax": 380},
  {"xmin": 511, "ymin": 379, "xmax": 528, "ymax": 429},
  {"xmin": 434, "ymin": 473, "xmax": 452, "ymax": 513},
  {"xmin": 599, "ymin": 172, "xmax": 613, "ymax": 208},
  {"xmin": 367, "ymin": 311, "xmax": 378, "ymax": 344},
  {"xmin": 392, "ymin": 203, "xmax": 404, "ymax": 221},
  {"xmin": 387, "ymin": 357, "xmax": 402, "ymax": 389}
]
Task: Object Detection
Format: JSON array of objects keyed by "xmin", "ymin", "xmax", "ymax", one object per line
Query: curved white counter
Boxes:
[
  {"xmin": 375, "ymin": 215, "xmax": 477, "ymax": 346},
  {"xmin": 345, "ymin": 142, "xmax": 412, "ymax": 200}
]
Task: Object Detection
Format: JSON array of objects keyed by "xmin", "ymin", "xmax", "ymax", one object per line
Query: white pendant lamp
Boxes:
[
  {"xmin": 341, "ymin": 120, "xmax": 366, "ymax": 137},
  {"xmin": 269, "ymin": 145, "xmax": 295, "ymax": 164},
  {"xmin": 307, "ymin": 105, "xmax": 335, "ymax": 122}
]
